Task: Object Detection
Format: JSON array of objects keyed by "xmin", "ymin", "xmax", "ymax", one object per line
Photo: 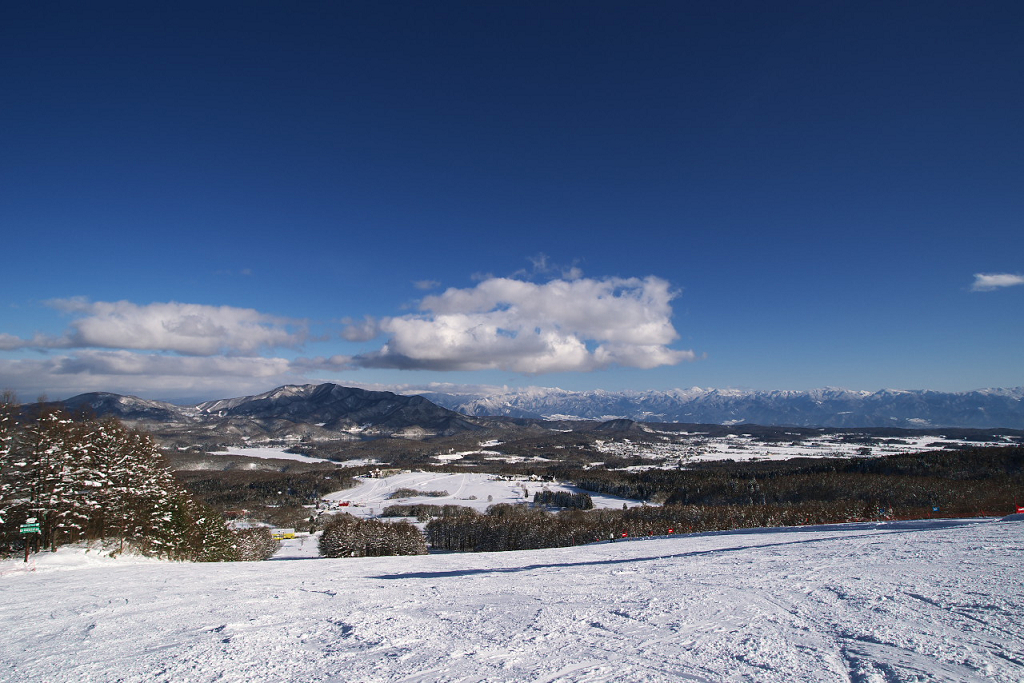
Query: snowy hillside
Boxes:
[{"xmin": 2, "ymin": 517, "xmax": 1022, "ymax": 682}]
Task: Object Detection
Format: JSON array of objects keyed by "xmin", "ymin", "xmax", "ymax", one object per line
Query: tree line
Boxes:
[
  {"xmin": 532, "ymin": 490, "xmax": 593, "ymax": 509},
  {"xmin": 0, "ymin": 396, "xmax": 275, "ymax": 561}
]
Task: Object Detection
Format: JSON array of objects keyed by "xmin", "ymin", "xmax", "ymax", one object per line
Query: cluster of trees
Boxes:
[
  {"xmin": 532, "ymin": 490, "xmax": 593, "ymax": 509},
  {"xmin": 380, "ymin": 503, "xmax": 467, "ymax": 520},
  {"xmin": 0, "ymin": 397, "xmax": 270, "ymax": 561},
  {"xmin": 389, "ymin": 487, "xmax": 448, "ymax": 498},
  {"xmin": 233, "ymin": 527, "xmax": 281, "ymax": 561},
  {"xmin": 318, "ymin": 513, "xmax": 426, "ymax": 557}
]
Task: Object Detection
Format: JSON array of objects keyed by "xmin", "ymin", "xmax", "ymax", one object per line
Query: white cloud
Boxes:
[
  {"xmin": 340, "ymin": 316, "xmax": 382, "ymax": 342},
  {"xmin": 0, "ymin": 276, "xmax": 695, "ymax": 399},
  {"xmin": 6, "ymin": 299, "xmax": 308, "ymax": 355},
  {"xmin": 0, "ymin": 331, "xmax": 71, "ymax": 351},
  {"xmin": 53, "ymin": 350, "xmax": 294, "ymax": 378},
  {"xmin": 0, "ymin": 333, "xmax": 30, "ymax": 351},
  {"xmin": 971, "ymin": 273, "xmax": 1024, "ymax": 292},
  {"xmin": 0, "ymin": 352, "xmax": 303, "ymax": 401},
  {"xmin": 352, "ymin": 276, "xmax": 694, "ymax": 373}
]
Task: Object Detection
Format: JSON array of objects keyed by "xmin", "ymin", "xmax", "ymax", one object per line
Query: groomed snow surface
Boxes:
[{"xmin": 2, "ymin": 517, "xmax": 1022, "ymax": 682}]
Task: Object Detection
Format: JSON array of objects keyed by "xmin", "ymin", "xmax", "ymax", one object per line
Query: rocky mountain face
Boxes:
[{"xmin": 421, "ymin": 386, "xmax": 1024, "ymax": 429}]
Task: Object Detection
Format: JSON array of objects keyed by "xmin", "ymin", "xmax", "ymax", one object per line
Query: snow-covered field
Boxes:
[
  {"xmin": 198, "ymin": 432, "xmax": 1018, "ymax": 472},
  {"xmin": 2, "ymin": 517, "xmax": 1022, "ymax": 682},
  {"xmin": 209, "ymin": 446, "xmax": 334, "ymax": 464},
  {"xmin": 593, "ymin": 433, "xmax": 1015, "ymax": 466},
  {"xmin": 322, "ymin": 471, "xmax": 647, "ymax": 517}
]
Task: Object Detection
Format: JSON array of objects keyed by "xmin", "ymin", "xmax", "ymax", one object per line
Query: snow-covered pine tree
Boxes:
[
  {"xmin": 318, "ymin": 514, "xmax": 427, "ymax": 557},
  {"xmin": 234, "ymin": 527, "xmax": 279, "ymax": 561},
  {"xmin": 48, "ymin": 419, "xmax": 108, "ymax": 546},
  {"xmin": 318, "ymin": 513, "xmax": 361, "ymax": 557},
  {"xmin": 1, "ymin": 408, "xmax": 257, "ymax": 562},
  {"xmin": 11, "ymin": 406, "xmax": 76, "ymax": 550},
  {"xmin": 0, "ymin": 392, "xmax": 19, "ymax": 528},
  {"xmin": 88, "ymin": 417, "xmax": 139, "ymax": 549},
  {"xmin": 388, "ymin": 519, "xmax": 428, "ymax": 555}
]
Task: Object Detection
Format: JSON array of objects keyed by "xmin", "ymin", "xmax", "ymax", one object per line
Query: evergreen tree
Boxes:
[
  {"xmin": 319, "ymin": 514, "xmax": 427, "ymax": 558},
  {"xmin": 0, "ymin": 407, "xmax": 266, "ymax": 562},
  {"xmin": 234, "ymin": 527, "xmax": 280, "ymax": 561},
  {"xmin": 0, "ymin": 392, "xmax": 20, "ymax": 527}
]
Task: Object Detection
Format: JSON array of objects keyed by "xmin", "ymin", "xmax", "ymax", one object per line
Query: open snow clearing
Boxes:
[
  {"xmin": 322, "ymin": 471, "xmax": 647, "ymax": 517},
  {"xmin": 2, "ymin": 516, "xmax": 1022, "ymax": 682}
]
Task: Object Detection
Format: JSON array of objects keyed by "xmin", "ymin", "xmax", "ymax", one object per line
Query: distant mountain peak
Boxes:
[{"xmin": 191, "ymin": 382, "xmax": 482, "ymax": 436}]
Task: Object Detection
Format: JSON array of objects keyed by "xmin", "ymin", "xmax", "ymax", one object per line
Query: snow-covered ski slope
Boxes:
[{"xmin": 2, "ymin": 517, "xmax": 1022, "ymax": 682}]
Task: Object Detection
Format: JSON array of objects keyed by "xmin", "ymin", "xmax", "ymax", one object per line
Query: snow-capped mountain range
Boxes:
[
  {"xmin": 43, "ymin": 384, "xmax": 1024, "ymax": 429},
  {"xmin": 419, "ymin": 385, "xmax": 1024, "ymax": 429}
]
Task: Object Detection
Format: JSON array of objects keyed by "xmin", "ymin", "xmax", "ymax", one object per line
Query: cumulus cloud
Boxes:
[
  {"xmin": 351, "ymin": 276, "xmax": 694, "ymax": 373},
  {"xmin": 971, "ymin": 273, "xmax": 1024, "ymax": 292},
  {"xmin": 0, "ymin": 276, "xmax": 695, "ymax": 399},
  {"xmin": 5, "ymin": 299, "xmax": 308, "ymax": 355}
]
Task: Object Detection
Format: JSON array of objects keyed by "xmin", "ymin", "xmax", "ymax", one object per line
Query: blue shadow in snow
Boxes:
[{"xmin": 370, "ymin": 518, "xmax": 990, "ymax": 580}]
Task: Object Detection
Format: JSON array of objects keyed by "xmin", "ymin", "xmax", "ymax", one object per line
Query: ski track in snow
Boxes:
[{"xmin": 1, "ymin": 518, "xmax": 1022, "ymax": 682}]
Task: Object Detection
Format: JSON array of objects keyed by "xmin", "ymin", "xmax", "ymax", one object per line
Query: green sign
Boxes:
[{"xmin": 19, "ymin": 524, "xmax": 40, "ymax": 534}]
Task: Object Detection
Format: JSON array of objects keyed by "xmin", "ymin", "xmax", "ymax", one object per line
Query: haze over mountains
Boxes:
[{"xmin": 44, "ymin": 383, "xmax": 1024, "ymax": 430}]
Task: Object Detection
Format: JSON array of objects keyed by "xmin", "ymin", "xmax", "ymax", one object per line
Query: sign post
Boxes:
[{"xmin": 20, "ymin": 521, "xmax": 40, "ymax": 563}]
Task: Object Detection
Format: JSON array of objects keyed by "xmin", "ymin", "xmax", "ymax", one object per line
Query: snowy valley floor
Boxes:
[{"xmin": 1, "ymin": 518, "xmax": 1022, "ymax": 683}]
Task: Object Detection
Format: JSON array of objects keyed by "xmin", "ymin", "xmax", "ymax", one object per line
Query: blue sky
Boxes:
[{"xmin": 2, "ymin": 1, "xmax": 1022, "ymax": 402}]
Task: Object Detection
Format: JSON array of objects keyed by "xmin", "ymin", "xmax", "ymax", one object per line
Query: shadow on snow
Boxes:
[{"xmin": 370, "ymin": 518, "xmax": 990, "ymax": 580}]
